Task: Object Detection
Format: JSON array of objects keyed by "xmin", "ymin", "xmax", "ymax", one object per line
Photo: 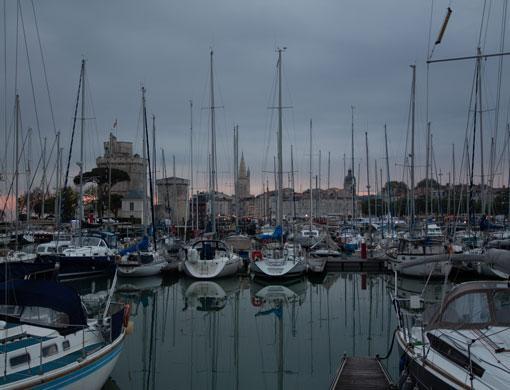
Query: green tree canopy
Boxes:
[{"xmin": 74, "ymin": 167, "xmax": 130, "ymax": 217}]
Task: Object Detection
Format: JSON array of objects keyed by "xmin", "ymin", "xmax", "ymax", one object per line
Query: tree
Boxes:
[
  {"xmin": 381, "ymin": 181, "xmax": 409, "ymax": 198},
  {"xmin": 61, "ymin": 187, "xmax": 78, "ymax": 222},
  {"xmin": 74, "ymin": 167, "xmax": 130, "ymax": 217}
]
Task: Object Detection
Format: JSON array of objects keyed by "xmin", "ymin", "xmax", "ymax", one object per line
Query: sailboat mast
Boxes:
[
  {"xmin": 291, "ymin": 144, "xmax": 296, "ymax": 220},
  {"xmin": 234, "ymin": 125, "xmax": 239, "ymax": 231},
  {"xmin": 14, "ymin": 95, "xmax": 20, "ymax": 252},
  {"xmin": 365, "ymin": 131, "xmax": 372, "ymax": 228},
  {"xmin": 410, "ymin": 65, "xmax": 416, "ymax": 232},
  {"xmin": 478, "ymin": 47, "xmax": 486, "ymax": 215},
  {"xmin": 209, "ymin": 50, "xmax": 217, "ymax": 236},
  {"xmin": 41, "ymin": 136, "xmax": 46, "ymax": 218},
  {"xmin": 142, "ymin": 86, "xmax": 157, "ymax": 250},
  {"xmin": 141, "ymin": 88, "xmax": 147, "ymax": 226},
  {"xmin": 384, "ymin": 124, "xmax": 391, "ymax": 232},
  {"xmin": 78, "ymin": 59, "xmax": 86, "ymax": 228},
  {"xmin": 152, "ymin": 114, "xmax": 157, "ymax": 207},
  {"xmin": 309, "ymin": 119, "xmax": 313, "ymax": 232},
  {"xmin": 55, "ymin": 131, "xmax": 61, "ymax": 231},
  {"xmin": 189, "ymin": 100, "xmax": 193, "ymax": 231},
  {"xmin": 351, "ymin": 106, "xmax": 355, "ymax": 220},
  {"xmin": 276, "ymin": 48, "xmax": 284, "ymax": 228},
  {"xmin": 26, "ymin": 129, "xmax": 31, "ymax": 226}
]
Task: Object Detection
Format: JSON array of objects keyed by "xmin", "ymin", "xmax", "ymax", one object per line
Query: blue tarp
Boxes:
[
  {"xmin": 0, "ymin": 280, "xmax": 87, "ymax": 327},
  {"xmin": 119, "ymin": 236, "xmax": 149, "ymax": 256},
  {"xmin": 257, "ymin": 225, "xmax": 283, "ymax": 241}
]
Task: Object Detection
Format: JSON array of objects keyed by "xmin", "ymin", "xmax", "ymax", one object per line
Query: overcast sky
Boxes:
[{"xmin": 2, "ymin": 0, "xmax": 509, "ymax": 197}]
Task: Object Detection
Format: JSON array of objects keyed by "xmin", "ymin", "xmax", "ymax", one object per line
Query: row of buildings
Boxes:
[{"xmin": 94, "ymin": 134, "xmax": 357, "ymax": 225}]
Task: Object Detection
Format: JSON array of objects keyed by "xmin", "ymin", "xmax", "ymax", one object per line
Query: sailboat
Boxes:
[
  {"xmin": 386, "ymin": 66, "xmax": 452, "ymax": 278},
  {"xmin": 395, "ymin": 280, "xmax": 510, "ymax": 389},
  {"xmin": 181, "ymin": 50, "xmax": 242, "ymax": 279},
  {"xmin": 250, "ymin": 48, "xmax": 306, "ymax": 280},
  {"xmin": 0, "ymin": 277, "xmax": 127, "ymax": 389},
  {"xmin": 118, "ymin": 86, "xmax": 167, "ymax": 277}
]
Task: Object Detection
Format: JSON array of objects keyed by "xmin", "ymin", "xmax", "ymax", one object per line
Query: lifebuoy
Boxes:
[
  {"xmin": 251, "ymin": 296, "xmax": 263, "ymax": 307},
  {"xmin": 123, "ymin": 304, "xmax": 131, "ymax": 327}
]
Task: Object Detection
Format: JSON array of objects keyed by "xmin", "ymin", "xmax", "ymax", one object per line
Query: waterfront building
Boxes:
[{"xmin": 157, "ymin": 177, "xmax": 190, "ymax": 225}]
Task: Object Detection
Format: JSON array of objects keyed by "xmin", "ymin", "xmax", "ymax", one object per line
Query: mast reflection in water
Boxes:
[{"xmin": 104, "ymin": 273, "xmax": 399, "ymax": 389}]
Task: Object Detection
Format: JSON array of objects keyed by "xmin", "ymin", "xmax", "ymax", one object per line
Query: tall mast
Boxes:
[
  {"xmin": 189, "ymin": 100, "xmax": 194, "ymax": 231},
  {"xmin": 108, "ymin": 131, "xmax": 112, "ymax": 218},
  {"xmin": 14, "ymin": 95, "xmax": 20, "ymax": 251},
  {"xmin": 351, "ymin": 106, "xmax": 355, "ymax": 220},
  {"xmin": 233, "ymin": 125, "xmax": 239, "ymax": 231},
  {"xmin": 318, "ymin": 149, "xmax": 321, "ymax": 217},
  {"xmin": 152, "ymin": 114, "xmax": 157, "ymax": 206},
  {"xmin": 142, "ymin": 86, "xmax": 157, "ymax": 250},
  {"xmin": 209, "ymin": 50, "xmax": 217, "ymax": 235},
  {"xmin": 276, "ymin": 48, "xmax": 284, "ymax": 228},
  {"xmin": 451, "ymin": 143, "xmax": 455, "ymax": 216},
  {"xmin": 478, "ymin": 47, "xmax": 485, "ymax": 215},
  {"xmin": 374, "ymin": 159, "xmax": 378, "ymax": 217},
  {"xmin": 309, "ymin": 119, "xmax": 313, "ymax": 232},
  {"xmin": 55, "ymin": 131, "xmax": 61, "ymax": 231},
  {"xmin": 365, "ymin": 132, "xmax": 372, "ymax": 229},
  {"xmin": 384, "ymin": 124, "xmax": 392, "ymax": 231},
  {"xmin": 78, "ymin": 59, "xmax": 86, "ymax": 230},
  {"xmin": 26, "ymin": 129, "xmax": 31, "ymax": 226},
  {"xmin": 41, "ymin": 136, "xmax": 46, "ymax": 218},
  {"xmin": 410, "ymin": 65, "xmax": 416, "ymax": 232},
  {"xmin": 425, "ymin": 121, "xmax": 430, "ymax": 217},
  {"xmin": 290, "ymin": 144, "xmax": 296, "ymax": 221},
  {"xmin": 327, "ymin": 151, "xmax": 331, "ymax": 189},
  {"xmin": 141, "ymin": 87, "xmax": 147, "ymax": 226}
]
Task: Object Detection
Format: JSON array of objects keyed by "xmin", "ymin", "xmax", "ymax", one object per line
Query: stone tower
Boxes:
[
  {"xmin": 343, "ymin": 169, "xmax": 356, "ymax": 195},
  {"xmin": 238, "ymin": 153, "xmax": 250, "ymax": 199}
]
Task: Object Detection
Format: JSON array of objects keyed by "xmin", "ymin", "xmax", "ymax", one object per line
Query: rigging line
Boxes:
[
  {"xmin": 19, "ymin": 0, "xmax": 43, "ymax": 149},
  {"xmin": 30, "ymin": 0, "xmax": 56, "ymax": 134}
]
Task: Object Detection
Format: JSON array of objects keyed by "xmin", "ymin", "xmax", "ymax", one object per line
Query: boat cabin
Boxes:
[
  {"xmin": 189, "ymin": 240, "xmax": 230, "ymax": 261},
  {"xmin": 425, "ymin": 281, "xmax": 510, "ymax": 330}
]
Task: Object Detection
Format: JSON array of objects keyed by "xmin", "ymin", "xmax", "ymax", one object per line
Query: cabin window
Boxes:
[
  {"xmin": 62, "ymin": 340, "xmax": 70, "ymax": 350},
  {"xmin": 20, "ymin": 307, "xmax": 70, "ymax": 328},
  {"xmin": 129, "ymin": 202, "xmax": 134, "ymax": 211},
  {"xmin": 494, "ymin": 291, "xmax": 510, "ymax": 323},
  {"xmin": 0, "ymin": 305, "xmax": 22, "ymax": 318},
  {"xmin": 42, "ymin": 344, "xmax": 58, "ymax": 357},
  {"xmin": 10, "ymin": 353, "xmax": 30, "ymax": 367},
  {"xmin": 442, "ymin": 293, "xmax": 490, "ymax": 324}
]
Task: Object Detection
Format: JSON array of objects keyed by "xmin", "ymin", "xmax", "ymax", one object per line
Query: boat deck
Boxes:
[{"xmin": 330, "ymin": 356, "xmax": 394, "ymax": 390}]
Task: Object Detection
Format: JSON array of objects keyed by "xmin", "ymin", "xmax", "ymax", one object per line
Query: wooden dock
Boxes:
[{"xmin": 330, "ymin": 356, "xmax": 394, "ymax": 390}]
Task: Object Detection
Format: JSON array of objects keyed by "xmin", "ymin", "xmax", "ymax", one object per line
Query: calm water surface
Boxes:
[{"xmin": 67, "ymin": 272, "xmax": 410, "ymax": 390}]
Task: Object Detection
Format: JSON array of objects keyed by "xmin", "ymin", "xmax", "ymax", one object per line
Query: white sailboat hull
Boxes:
[
  {"xmin": 117, "ymin": 261, "xmax": 166, "ymax": 277},
  {"xmin": 388, "ymin": 255, "xmax": 451, "ymax": 278},
  {"xmin": 250, "ymin": 258, "xmax": 306, "ymax": 279},
  {"xmin": 183, "ymin": 258, "xmax": 241, "ymax": 279}
]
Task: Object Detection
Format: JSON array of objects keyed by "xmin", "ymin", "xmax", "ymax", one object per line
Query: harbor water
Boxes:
[{"xmin": 77, "ymin": 272, "xmax": 407, "ymax": 389}]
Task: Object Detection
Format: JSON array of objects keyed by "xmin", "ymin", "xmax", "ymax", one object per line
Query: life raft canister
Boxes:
[{"xmin": 251, "ymin": 250, "xmax": 263, "ymax": 262}]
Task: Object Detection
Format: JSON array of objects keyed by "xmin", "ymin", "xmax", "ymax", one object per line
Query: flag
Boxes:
[{"xmin": 113, "ymin": 118, "xmax": 117, "ymax": 129}]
